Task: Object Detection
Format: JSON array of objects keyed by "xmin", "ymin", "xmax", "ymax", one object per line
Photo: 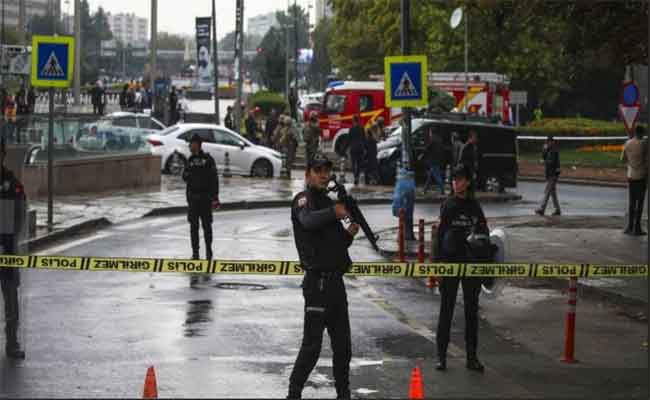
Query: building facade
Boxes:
[
  {"xmin": 0, "ymin": 0, "xmax": 61, "ymax": 31},
  {"xmin": 247, "ymin": 12, "xmax": 277, "ymax": 38},
  {"xmin": 107, "ymin": 12, "xmax": 148, "ymax": 48}
]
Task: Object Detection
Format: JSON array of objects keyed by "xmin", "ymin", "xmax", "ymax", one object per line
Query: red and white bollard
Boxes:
[
  {"xmin": 398, "ymin": 208, "xmax": 405, "ymax": 263},
  {"xmin": 560, "ymin": 277, "xmax": 579, "ymax": 363},
  {"xmin": 417, "ymin": 219, "xmax": 425, "ymax": 263}
]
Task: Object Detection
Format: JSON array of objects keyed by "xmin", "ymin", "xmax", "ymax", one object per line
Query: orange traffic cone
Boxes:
[
  {"xmin": 408, "ymin": 366, "xmax": 424, "ymax": 399},
  {"xmin": 143, "ymin": 366, "xmax": 158, "ymax": 399}
]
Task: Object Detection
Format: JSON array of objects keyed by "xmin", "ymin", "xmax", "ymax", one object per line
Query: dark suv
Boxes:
[{"xmin": 376, "ymin": 116, "xmax": 518, "ymax": 191}]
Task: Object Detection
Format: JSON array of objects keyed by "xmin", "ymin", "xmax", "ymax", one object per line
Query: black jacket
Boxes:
[
  {"xmin": 0, "ymin": 166, "xmax": 25, "ymax": 281},
  {"xmin": 292, "ymin": 187, "xmax": 353, "ymax": 273},
  {"xmin": 542, "ymin": 146, "xmax": 560, "ymax": 179},
  {"xmin": 436, "ymin": 196, "xmax": 487, "ymax": 262},
  {"xmin": 460, "ymin": 142, "xmax": 479, "ymax": 173},
  {"xmin": 348, "ymin": 125, "xmax": 366, "ymax": 154},
  {"xmin": 182, "ymin": 151, "xmax": 219, "ymax": 202}
]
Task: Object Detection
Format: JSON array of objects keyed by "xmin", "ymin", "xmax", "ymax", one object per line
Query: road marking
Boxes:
[{"xmin": 38, "ymin": 233, "xmax": 112, "ymax": 255}]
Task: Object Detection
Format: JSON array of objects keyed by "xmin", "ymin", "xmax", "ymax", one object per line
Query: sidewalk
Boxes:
[
  {"xmin": 375, "ymin": 215, "xmax": 649, "ymax": 305},
  {"xmin": 29, "ymin": 171, "xmax": 520, "ymax": 237}
]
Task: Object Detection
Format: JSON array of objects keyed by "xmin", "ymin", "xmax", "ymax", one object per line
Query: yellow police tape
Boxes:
[{"xmin": 0, "ymin": 255, "xmax": 647, "ymax": 277}]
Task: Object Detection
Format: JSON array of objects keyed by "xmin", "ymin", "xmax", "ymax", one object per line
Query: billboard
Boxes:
[{"xmin": 195, "ymin": 17, "xmax": 212, "ymax": 82}]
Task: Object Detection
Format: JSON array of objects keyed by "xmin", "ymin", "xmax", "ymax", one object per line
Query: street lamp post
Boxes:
[
  {"xmin": 212, "ymin": 0, "xmax": 220, "ymax": 123},
  {"xmin": 294, "ymin": 0, "xmax": 298, "ymax": 98},
  {"xmin": 150, "ymin": 0, "xmax": 158, "ymax": 113}
]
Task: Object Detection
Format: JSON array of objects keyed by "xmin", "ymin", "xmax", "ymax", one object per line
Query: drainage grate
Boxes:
[{"xmin": 216, "ymin": 282, "xmax": 268, "ymax": 291}]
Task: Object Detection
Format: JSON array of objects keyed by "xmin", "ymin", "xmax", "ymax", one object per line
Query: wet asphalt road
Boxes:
[{"xmin": 1, "ymin": 181, "xmax": 648, "ymax": 398}]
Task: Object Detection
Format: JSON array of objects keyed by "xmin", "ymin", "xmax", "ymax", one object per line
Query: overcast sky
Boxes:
[{"xmin": 82, "ymin": 0, "xmax": 315, "ymax": 39}]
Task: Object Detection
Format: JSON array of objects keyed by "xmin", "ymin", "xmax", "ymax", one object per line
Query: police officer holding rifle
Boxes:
[{"xmin": 287, "ymin": 153, "xmax": 358, "ymax": 399}]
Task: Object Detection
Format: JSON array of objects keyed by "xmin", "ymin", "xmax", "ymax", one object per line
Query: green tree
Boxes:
[
  {"xmin": 218, "ymin": 30, "xmax": 263, "ymax": 51},
  {"xmin": 252, "ymin": 27, "xmax": 287, "ymax": 92},
  {"xmin": 307, "ymin": 18, "xmax": 333, "ymax": 90},
  {"xmin": 157, "ymin": 32, "xmax": 185, "ymax": 50},
  {"xmin": 29, "ymin": 13, "xmax": 65, "ymax": 36}
]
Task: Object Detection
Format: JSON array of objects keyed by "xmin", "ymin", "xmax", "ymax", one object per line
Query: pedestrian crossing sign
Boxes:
[
  {"xmin": 31, "ymin": 35, "xmax": 75, "ymax": 88},
  {"xmin": 384, "ymin": 55, "xmax": 428, "ymax": 108}
]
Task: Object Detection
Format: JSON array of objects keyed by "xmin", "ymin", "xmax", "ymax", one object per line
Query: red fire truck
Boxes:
[
  {"xmin": 318, "ymin": 81, "xmax": 402, "ymax": 154},
  {"xmin": 430, "ymin": 72, "xmax": 511, "ymax": 123},
  {"xmin": 317, "ymin": 74, "xmax": 511, "ymax": 154}
]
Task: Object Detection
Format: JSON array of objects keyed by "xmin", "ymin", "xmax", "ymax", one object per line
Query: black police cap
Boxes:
[
  {"xmin": 190, "ymin": 133, "xmax": 203, "ymax": 144},
  {"xmin": 451, "ymin": 165, "xmax": 470, "ymax": 180},
  {"xmin": 308, "ymin": 153, "xmax": 333, "ymax": 170}
]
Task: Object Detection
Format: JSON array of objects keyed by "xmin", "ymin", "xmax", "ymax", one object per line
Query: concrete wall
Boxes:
[{"xmin": 20, "ymin": 153, "xmax": 161, "ymax": 199}]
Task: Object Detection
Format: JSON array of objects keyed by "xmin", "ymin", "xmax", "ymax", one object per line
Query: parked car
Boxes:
[
  {"xmin": 147, "ymin": 123, "xmax": 283, "ymax": 178},
  {"xmin": 77, "ymin": 112, "xmax": 166, "ymax": 152},
  {"xmin": 377, "ymin": 116, "xmax": 518, "ymax": 191}
]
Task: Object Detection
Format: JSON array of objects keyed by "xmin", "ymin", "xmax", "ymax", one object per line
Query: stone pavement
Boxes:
[
  {"xmin": 29, "ymin": 171, "xmax": 519, "ymax": 235},
  {"xmin": 376, "ymin": 215, "xmax": 649, "ymax": 304}
]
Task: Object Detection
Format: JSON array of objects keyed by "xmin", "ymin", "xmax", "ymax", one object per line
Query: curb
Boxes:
[
  {"xmin": 27, "ymin": 218, "xmax": 112, "ymax": 251},
  {"xmin": 520, "ymin": 175, "xmax": 627, "ymax": 188},
  {"xmin": 143, "ymin": 194, "xmax": 522, "ymax": 217}
]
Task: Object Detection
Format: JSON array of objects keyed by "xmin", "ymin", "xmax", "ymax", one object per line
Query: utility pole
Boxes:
[
  {"xmin": 400, "ymin": 0, "xmax": 411, "ymax": 170},
  {"xmin": 17, "ymin": 0, "xmax": 25, "ymax": 44},
  {"xmin": 233, "ymin": 0, "xmax": 244, "ymax": 133},
  {"xmin": 212, "ymin": 0, "xmax": 221, "ymax": 123},
  {"xmin": 47, "ymin": 0, "xmax": 58, "ymax": 232},
  {"xmin": 464, "ymin": 5, "xmax": 468, "ymax": 113},
  {"xmin": 294, "ymin": 0, "xmax": 298, "ymax": 98},
  {"xmin": 150, "ymin": 0, "xmax": 158, "ymax": 111},
  {"xmin": 73, "ymin": 0, "xmax": 80, "ymax": 104}
]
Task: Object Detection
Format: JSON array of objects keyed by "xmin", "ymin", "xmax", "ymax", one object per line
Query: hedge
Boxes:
[
  {"xmin": 247, "ymin": 91, "xmax": 287, "ymax": 116},
  {"xmin": 517, "ymin": 117, "xmax": 646, "ymax": 137}
]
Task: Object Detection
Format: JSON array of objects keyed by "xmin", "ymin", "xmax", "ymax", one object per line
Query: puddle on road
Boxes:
[
  {"xmin": 216, "ymin": 282, "xmax": 267, "ymax": 291},
  {"xmin": 184, "ymin": 300, "xmax": 213, "ymax": 337}
]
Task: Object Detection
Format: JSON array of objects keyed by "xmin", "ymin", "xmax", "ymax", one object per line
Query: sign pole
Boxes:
[
  {"xmin": 212, "ymin": 0, "xmax": 220, "ymax": 124},
  {"xmin": 234, "ymin": 0, "xmax": 244, "ymax": 134},
  {"xmin": 47, "ymin": 86, "xmax": 53, "ymax": 231},
  {"xmin": 400, "ymin": 0, "xmax": 411, "ymax": 170}
]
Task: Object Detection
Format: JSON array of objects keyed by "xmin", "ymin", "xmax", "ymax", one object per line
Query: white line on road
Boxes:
[{"xmin": 38, "ymin": 233, "xmax": 112, "ymax": 255}]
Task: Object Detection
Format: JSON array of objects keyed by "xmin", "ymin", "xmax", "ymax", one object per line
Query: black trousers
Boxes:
[
  {"xmin": 350, "ymin": 149, "xmax": 364, "ymax": 183},
  {"xmin": 1, "ymin": 235, "xmax": 20, "ymax": 348},
  {"xmin": 627, "ymin": 179, "xmax": 648, "ymax": 231},
  {"xmin": 436, "ymin": 277, "xmax": 482, "ymax": 359},
  {"xmin": 187, "ymin": 198, "xmax": 213, "ymax": 257},
  {"xmin": 289, "ymin": 273, "xmax": 351, "ymax": 397}
]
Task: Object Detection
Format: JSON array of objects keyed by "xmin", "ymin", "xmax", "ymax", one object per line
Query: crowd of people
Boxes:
[{"xmin": 118, "ymin": 80, "xmax": 153, "ymax": 114}]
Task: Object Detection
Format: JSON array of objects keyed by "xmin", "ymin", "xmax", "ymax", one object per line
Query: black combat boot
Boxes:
[
  {"xmin": 466, "ymin": 356, "xmax": 484, "ymax": 373},
  {"xmin": 336, "ymin": 386, "xmax": 351, "ymax": 399},
  {"xmin": 436, "ymin": 342, "xmax": 447, "ymax": 370},
  {"xmin": 5, "ymin": 324, "xmax": 25, "ymax": 359},
  {"xmin": 286, "ymin": 386, "xmax": 302, "ymax": 399}
]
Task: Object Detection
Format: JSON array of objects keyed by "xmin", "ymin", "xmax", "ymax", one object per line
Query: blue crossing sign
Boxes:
[
  {"xmin": 31, "ymin": 35, "xmax": 75, "ymax": 88},
  {"xmin": 384, "ymin": 55, "xmax": 428, "ymax": 108}
]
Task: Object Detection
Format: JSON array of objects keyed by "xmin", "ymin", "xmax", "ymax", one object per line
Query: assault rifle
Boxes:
[{"xmin": 328, "ymin": 175, "xmax": 379, "ymax": 251}]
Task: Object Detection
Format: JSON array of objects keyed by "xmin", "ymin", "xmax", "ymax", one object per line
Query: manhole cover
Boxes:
[{"xmin": 216, "ymin": 282, "xmax": 267, "ymax": 291}]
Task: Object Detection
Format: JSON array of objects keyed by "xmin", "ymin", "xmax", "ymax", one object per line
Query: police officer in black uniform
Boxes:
[
  {"xmin": 287, "ymin": 153, "xmax": 359, "ymax": 399},
  {"xmin": 0, "ymin": 142, "xmax": 26, "ymax": 359},
  {"xmin": 435, "ymin": 165, "xmax": 492, "ymax": 373},
  {"xmin": 182, "ymin": 134, "xmax": 219, "ymax": 265}
]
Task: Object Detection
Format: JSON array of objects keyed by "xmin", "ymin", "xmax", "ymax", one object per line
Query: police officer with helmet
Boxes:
[
  {"xmin": 182, "ymin": 133, "xmax": 219, "ymax": 268},
  {"xmin": 435, "ymin": 165, "xmax": 495, "ymax": 373},
  {"xmin": 0, "ymin": 140, "xmax": 26, "ymax": 359},
  {"xmin": 287, "ymin": 153, "xmax": 359, "ymax": 399}
]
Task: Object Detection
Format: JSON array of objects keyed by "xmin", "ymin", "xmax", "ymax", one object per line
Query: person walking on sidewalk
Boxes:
[
  {"xmin": 0, "ymin": 143, "xmax": 26, "ymax": 359},
  {"xmin": 182, "ymin": 134, "xmax": 220, "ymax": 277},
  {"xmin": 435, "ymin": 165, "xmax": 493, "ymax": 373},
  {"xmin": 349, "ymin": 115, "xmax": 366, "ymax": 185},
  {"xmin": 264, "ymin": 109, "xmax": 279, "ymax": 147},
  {"xmin": 287, "ymin": 153, "xmax": 358, "ymax": 399},
  {"xmin": 535, "ymin": 136, "xmax": 561, "ymax": 216},
  {"xmin": 224, "ymin": 106, "xmax": 234, "ymax": 131},
  {"xmin": 422, "ymin": 130, "xmax": 446, "ymax": 195},
  {"xmin": 621, "ymin": 126, "xmax": 648, "ymax": 235}
]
